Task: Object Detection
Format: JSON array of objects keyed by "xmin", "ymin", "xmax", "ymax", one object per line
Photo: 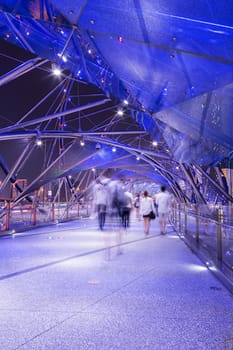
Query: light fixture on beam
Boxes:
[{"xmin": 51, "ymin": 63, "xmax": 62, "ymax": 76}]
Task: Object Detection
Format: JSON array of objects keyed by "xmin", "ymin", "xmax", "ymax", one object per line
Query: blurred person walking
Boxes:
[
  {"xmin": 134, "ymin": 193, "xmax": 141, "ymax": 221},
  {"xmin": 121, "ymin": 190, "xmax": 133, "ymax": 230},
  {"xmin": 93, "ymin": 180, "xmax": 108, "ymax": 230}
]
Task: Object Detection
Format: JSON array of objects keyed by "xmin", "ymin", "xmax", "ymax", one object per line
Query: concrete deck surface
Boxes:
[{"xmin": 0, "ymin": 216, "xmax": 233, "ymax": 350}]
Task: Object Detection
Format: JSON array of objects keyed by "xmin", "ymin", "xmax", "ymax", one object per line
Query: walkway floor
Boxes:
[{"xmin": 0, "ymin": 216, "xmax": 233, "ymax": 350}]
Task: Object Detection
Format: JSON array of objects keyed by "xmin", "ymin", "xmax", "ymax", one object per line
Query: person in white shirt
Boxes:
[
  {"xmin": 93, "ymin": 180, "xmax": 108, "ymax": 230},
  {"xmin": 140, "ymin": 190, "xmax": 155, "ymax": 235},
  {"xmin": 156, "ymin": 185, "xmax": 171, "ymax": 235}
]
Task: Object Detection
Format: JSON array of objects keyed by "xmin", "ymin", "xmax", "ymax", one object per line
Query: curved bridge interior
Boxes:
[{"xmin": 0, "ymin": 1, "xmax": 233, "ymax": 348}]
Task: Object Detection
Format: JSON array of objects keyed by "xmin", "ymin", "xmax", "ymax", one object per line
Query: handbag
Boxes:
[{"xmin": 149, "ymin": 211, "xmax": 156, "ymax": 219}]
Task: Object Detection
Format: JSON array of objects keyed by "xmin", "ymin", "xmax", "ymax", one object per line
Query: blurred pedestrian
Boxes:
[
  {"xmin": 134, "ymin": 193, "xmax": 141, "ymax": 221},
  {"xmin": 93, "ymin": 180, "xmax": 108, "ymax": 230},
  {"xmin": 121, "ymin": 190, "xmax": 133, "ymax": 230}
]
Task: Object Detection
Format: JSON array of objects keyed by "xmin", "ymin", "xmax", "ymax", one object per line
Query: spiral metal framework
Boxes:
[{"xmin": 0, "ymin": 0, "xmax": 232, "ymax": 209}]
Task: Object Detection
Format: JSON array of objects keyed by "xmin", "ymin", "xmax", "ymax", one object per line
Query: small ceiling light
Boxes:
[
  {"xmin": 123, "ymin": 99, "xmax": 129, "ymax": 105},
  {"xmin": 57, "ymin": 53, "xmax": 67, "ymax": 62},
  {"xmin": 112, "ymin": 147, "xmax": 116, "ymax": 152},
  {"xmin": 36, "ymin": 139, "xmax": 42, "ymax": 146},
  {"xmin": 52, "ymin": 66, "xmax": 62, "ymax": 76},
  {"xmin": 92, "ymin": 168, "xmax": 96, "ymax": 172},
  {"xmin": 152, "ymin": 141, "xmax": 158, "ymax": 146},
  {"xmin": 117, "ymin": 109, "xmax": 124, "ymax": 116},
  {"xmin": 80, "ymin": 139, "xmax": 85, "ymax": 146},
  {"xmin": 136, "ymin": 156, "xmax": 140, "ymax": 161},
  {"xmin": 76, "ymin": 69, "xmax": 82, "ymax": 78}
]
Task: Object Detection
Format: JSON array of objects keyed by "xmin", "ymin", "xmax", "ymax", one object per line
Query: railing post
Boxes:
[
  {"xmin": 32, "ymin": 203, "xmax": 36, "ymax": 225},
  {"xmin": 195, "ymin": 205, "xmax": 199, "ymax": 243},
  {"xmin": 5, "ymin": 201, "xmax": 10, "ymax": 231},
  {"xmin": 184, "ymin": 203, "xmax": 187, "ymax": 234},
  {"xmin": 217, "ymin": 207, "xmax": 223, "ymax": 261},
  {"xmin": 51, "ymin": 203, "xmax": 55, "ymax": 222},
  {"xmin": 66, "ymin": 203, "xmax": 69, "ymax": 220},
  {"xmin": 178, "ymin": 203, "xmax": 181, "ymax": 233},
  {"xmin": 175, "ymin": 202, "xmax": 178, "ymax": 228}
]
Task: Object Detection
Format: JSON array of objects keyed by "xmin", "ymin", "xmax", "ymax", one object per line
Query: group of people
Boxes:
[
  {"xmin": 138, "ymin": 186, "xmax": 171, "ymax": 235},
  {"xmin": 93, "ymin": 178, "xmax": 133, "ymax": 230},
  {"xmin": 92, "ymin": 178, "xmax": 133, "ymax": 257},
  {"xmin": 93, "ymin": 179, "xmax": 172, "ymax": 236}
]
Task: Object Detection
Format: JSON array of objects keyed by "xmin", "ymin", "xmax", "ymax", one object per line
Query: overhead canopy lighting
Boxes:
[{"xmin": 117, "ymin": 109, "xmax": 124, "ymax": 116}]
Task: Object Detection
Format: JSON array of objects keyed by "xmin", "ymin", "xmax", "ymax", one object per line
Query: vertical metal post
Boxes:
[
  {"xmin": 51, "ymin": 203, "xmax": 55, "ymax": 222},
  {"xmin": 32, "ymin": 203, "xmax": 36, "ymax": 225},
  {"xmin": 66, "ymin": 203, "xmax": 69, "ymax": 220},
  {"xmin": 195, "ymin": 205, "xmax": 199, "ymax": 243},
  {"xmin": 175, "ymin": 202, "xmax": 178, "ymax": 228},
  {"xmin": 217, "ymin": 208, "xmax": 223, "ymax": 261},
  {"xmin": 5, "ymin": 201, "xmax": 10, "ymax": 231},
  {"xmin": 184, "ymin": 204, "xmax": 187, "ymax": 234},
  {"xmin": 178, "ymin": 203, "xmax": 181, "ymax": 233}
]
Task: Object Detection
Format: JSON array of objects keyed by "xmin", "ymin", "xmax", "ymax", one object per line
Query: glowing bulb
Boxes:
[
  {"xmin": 117, "ymin": 109, "xmax": 124, "ymax": 116},
  {"xmin": 152, "ymin": 141, "xmax": 158, "ymax": 146},
  {"xmin": 53, "ymin": 67, "xmax": 62, "ymax": 76},
  {"xmin": 112, "ymin": 147, "xmax": 116, "ymax": 152},
  {"xmin": 36, "ymin": 139, "xmax": 42, "ymax": 146}
]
